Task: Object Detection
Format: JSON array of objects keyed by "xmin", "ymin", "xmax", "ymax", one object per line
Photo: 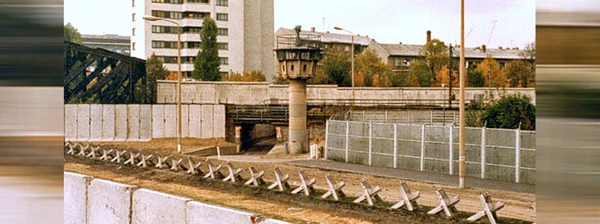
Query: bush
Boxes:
[{"xmin": 481, "ymin": 94, "xmax": 535, "ymax": 130}]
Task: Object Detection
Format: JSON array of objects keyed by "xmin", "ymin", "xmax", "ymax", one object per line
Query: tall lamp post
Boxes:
[
  {"xmin": 143, "ymin": 16, "xmax": 182, "ymax": 153},
  {"xmin": 333, "ymin": 26, "xmax": 355, "ymax": 106},
  {"xmin": 459, "ymin": 0, "xmax": 466, "ymax": 188}
]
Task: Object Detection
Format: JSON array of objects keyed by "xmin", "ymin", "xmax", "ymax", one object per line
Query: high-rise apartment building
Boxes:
[{"xmin": 131, "ymin": 0, "xmax": 274, "ymax": 79}]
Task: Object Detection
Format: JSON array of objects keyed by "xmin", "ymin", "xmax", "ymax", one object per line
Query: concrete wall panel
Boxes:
[
  {"xmin": 181, "ymin": 105, "xmax": 189, "ymax": 138},
  {"xmin": 65, "ymin": 105, "xmax": 77, "ymax": 141},
  {"xmin": 127, "ymin": 105, "xmax": 140, "ymax": 141},
  {"xmin": 152, "ymin": 105, "xmax": 165, "ymax": 138},
  {"xmin": 89, "ymin": 105, "xmax": 103, "ymax": 141},
  {"xmin": 187, "ymin": 201, "xmax": 259, "ymax": 224},
  {"xmin": 201, "ymin": 105, "xmax": 213, "ymax": 138},
  {"xmin": 139, "ymin": 105, "xmax": 152, "ymax": 141},
  {"xmin": 102, "ymin": 105, "xmax": 115, "ymax": 141},
  {"xmin": 77, "ymin": 104, "xmax": 90, "ymax": 141},
  {"xmin": 189, "ymin": 105, "xmax": 201, "ymax": 138},
  {"xmin": 87, "ymin": 179, "xmax": 136, "ymax": 224},
  {"xmin": 114, "ymin": 105, "xmax": 128, "ymax": 141},
  {"xmin": 64, "ymin": 172, "xmax": 92, "ymax": 224},
  {"xmin": 132, "ymin": 189, "xmax": 191, "ymax": 224},
  {"xmin": 213, "ymin": 105, "xmax": 225, "ymax": 138},
  {"xmin": 164, "ymin": 105, "xmax": 177, "ymax": 138}
]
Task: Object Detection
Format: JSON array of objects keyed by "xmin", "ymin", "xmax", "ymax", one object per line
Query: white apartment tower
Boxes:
[{"xmin": 131, "ymin": 0, "xmax": 274, "ymax": 79}]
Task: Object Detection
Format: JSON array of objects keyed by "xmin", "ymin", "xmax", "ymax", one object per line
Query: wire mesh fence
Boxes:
[{"xmin": 325, "ymin": 120, "xmax": 536, "ymax": 184}]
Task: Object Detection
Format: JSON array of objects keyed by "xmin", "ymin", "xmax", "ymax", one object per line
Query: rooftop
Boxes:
[
  {"xmin": 378, "ymin": 42, "xmax": 528, "ymax": 60},
  {"xmin": 276, "ymin": 27, "xmax": 372, "ymax": 46}
]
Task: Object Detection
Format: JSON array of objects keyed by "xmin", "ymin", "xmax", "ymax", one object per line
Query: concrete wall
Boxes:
[
  {"xmin": 157, "ymin": 81, "xmax": 536, "ymax": 106},
  {"xmin": 64, "ymin": 104, "xmax": 226, "ymax": 141},
  {"xmin": 325, "ymin": 120, "xmax": 536, "ymax": 184},
  {"xmin": 64, "ymin": 172, "xmax": 288, "ymax": 224}
]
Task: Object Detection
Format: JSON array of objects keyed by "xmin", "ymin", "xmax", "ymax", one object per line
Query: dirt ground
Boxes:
[{"xmin": 66, "ymin": 140, "xmax": 535, "ymax": 223}]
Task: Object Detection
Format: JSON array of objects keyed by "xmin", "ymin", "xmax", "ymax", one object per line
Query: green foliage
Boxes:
[
  {"xmin": 388, "ymin": 72, "xmax": 411, "ymax": 87},
  {"xmin": 307, "ymin": 67, "xmax": 333, "ymax": 84},
  {"xmin": 146, "ymin": 53, "xmax": 169, "ymax": 103},
  {"xmin": 409, "ymin": 60, "xmax": 434, "ymax": 87},
  {"xmin": 421, "ymin": 39, "xmax": 449, "ymax": 79},
  {"xmin": 64, "ymin": 23, "xmax": 82, "ymax": 44},
  {"xmin": 505, "ymin": 60, "xmax": 535, "ymax": 87},
  {"xmin": 221, "ymin": 70, "xmax": 266, "ymax": 82},
  {"xmin": 273, "ymin": 75, "xmax": 289, "ymax": 84},
  {"xmin": 354, "ymin": 49, "xmax": 392, "ymax": 87},
  {"xmin": 467, "ymin": 69, "xmax": 485, "ymax": 87},
  {"xmin": 481, "ymin": 94, "xmax": 536, "ymax": 130},
  {"xmin": 193, "ymin": 18, "xmax": 220, "ymax": 81},
  {"xmin": 321, "ymin": 47, "xmax": 351, "ymax": 87}
]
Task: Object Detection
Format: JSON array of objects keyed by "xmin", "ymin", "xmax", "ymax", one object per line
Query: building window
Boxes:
[
  {"xmin": 216, "ymin": 13, "xmax": 228, "ymax": 21},
  {"xmin": 220, "ymin": 57, "xmax": 229, "ymax": 65},
  {"xmin": 182, "ymin": 27, "xmax": 202, "ymax": 33},
  {"xmin": 132, "ymin": 13, "xmax": 136, "ymax": 21},
  {"xmin": 216, "ymin": 0, "xmax": 228, "ymax": 6},
  {"xmin": 217, "ymin": 42, "xmax": 228, "ymax": 50},
  {"xmin": 132, "ymin": 42, "xmax": 136, "ymax": 50},
  {"xmin": 187, "ymin": 0, "xmax": 209, "ymax": 3},
  {"xmin": 152, "ymin": 10, "xmax": 182, "ymax": 19},
  {"xmin": 187, "ymin": 42, "xmax": 201, "ymax": 48},
  {"xmin": 183, "ymin": 11, "xmax": 207, "ymax": 19},
  {"xmin": 151, "ymin": 0, "xmax": 183, "ymax": 4},
  {"xmin": 152, "ymin": 25, "xmax": 179, "ymax": 34},
  {"xmin": 132, "ymin": 28, "xmax": 135, "ymax": 36},
  {"xmin": 217, "ymin": 28, "xmax": 228, "ymax": 36}
]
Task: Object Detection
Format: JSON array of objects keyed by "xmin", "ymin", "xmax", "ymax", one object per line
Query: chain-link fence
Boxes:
[{"xmin": 325, "ymin": 120, "xmax": 536, "ymax": 184}]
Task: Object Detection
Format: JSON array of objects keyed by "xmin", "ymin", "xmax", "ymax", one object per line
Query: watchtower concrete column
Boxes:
[{"xmin": 288, "ymin": 79, "xmax": 307, "ymax": 153}]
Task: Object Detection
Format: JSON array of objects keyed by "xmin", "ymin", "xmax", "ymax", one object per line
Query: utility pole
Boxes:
[
  {"xmin": 459, "ymin": 0, "xmax": 466, "ymax": 188},
  {"xmin": 448, "ymin": 44, "xmax": 453, "ymax": 110}
]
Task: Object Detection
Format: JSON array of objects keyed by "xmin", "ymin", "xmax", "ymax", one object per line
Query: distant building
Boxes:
[
  {"xmin": 81, "ymin": 34, "xmax": 131, "ymax": 55},
  {"xmin": 132, "ymin": 0, "xmax": 274, "ymax": 80}
]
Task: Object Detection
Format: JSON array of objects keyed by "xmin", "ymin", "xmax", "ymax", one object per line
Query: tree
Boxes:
[
  {"xmin": 388, "ymin": 72, "xmax": 411, "ymax": 87},
  {"xmin": 307, "ymin": 67, "xmax": 332, "ymax": 84},
  {"xmin": 481, "ymin": 94, "xmax": 536, "ymax": 130},
  {"xmin": 408, "ymin": 60, "xmax": 434, "ymax": 87},
  {"xmin": 64, "ymin": 23, "xmax": 82, "ymax": 44},
  {"xmin": 146, "ymin": 53, "xmax": 169, "ymax": 103},
  {"xmin": 193, "ymin": 18, "xmax": 220, "ymax": 81},
  {"xmin": 354, "ymin": 49, "xmax": 392, "ymax": 87},
  {"xmin": 321, "ymin": 46, "xmax": 351, "ymax": 86},
  {"xmin": 476, "ymin": 55, "xmax": 506, "ymax": 87},
  {"xmin": 420, "ymin": 39, "xmax": 449, "ymax": 81},
  {"xmin": 505, "ymin": 60, "xmax": 534, "ymax": 87},
  {"xmin": 435, "ymin": 66, "xmax": 459, "ymax": 87},
  {"xmin": 518, "ymin": 42, "xmax": 536, "ymax": 86},
  {"xmin": 273, "ymin": 75, "xmax": 289, "ymax": 84},
  {"xmin": 467, "ymin": 69, "xmax": 485, "ymax": 87},
  {"xmin": 222, "ymin": 70, "xmax": 266, "ymax": 82}
]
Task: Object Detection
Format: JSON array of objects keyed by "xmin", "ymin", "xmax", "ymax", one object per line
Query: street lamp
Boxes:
[
  {"xmin": 333, "ymin": 26, "xmax": 355, "ymax": 106},
  {"xmin": 143, "ymin": 16, "xmax": 183, "ymax": 153}
]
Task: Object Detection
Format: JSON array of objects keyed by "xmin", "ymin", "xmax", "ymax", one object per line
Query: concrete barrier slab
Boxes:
[
  {"xmin": 140, "ymin": 105, "xmax": 152, "ymax": 141},
  {"xmin": 64, "ymin": 172, "xmax": 92, "ymax": 224},
  {"xmin": 90, "ymin": 104, "xmax": 103, "ymax": 141},
  {"xmin": 182, "ymin": 105, "xmax": 189, "ymax": 138},
  {"xmin": 127, "ymin": 105, "xmax": 140, "ymax": 141},
  {"xmin": 102, "ymin": 105, "xmax": 115, "ymax": 141},
  {"xmin": 164, "ymin": 105, "xmax": 177, "ymax": 138},
  {"xmin": 213, "ymin": 105, "xmax": 225, "ymax": 138},
  {"xmin": 65, "ymin": 105, "xmax": 77, "ymax": 141},
  {"xmin": 115, "ymin": 105, "xmax": 128, "ymax": 141},
  {"xmin": 187, "ymin": 201, "xmax": 261, "ymax": 224},
  {"xmin": 77, "ymin": 104, "xmax": 90, "ymax": 141},
  {"xmin": 152, "ymin": 105, "xmax": 164, "ymax": 138},
  {"xmin": 189, "ymin": 105, "xmax": 201, "ymax": 138},
  {"xmin": 201, "ymin": 105, "xmax": 213, "ymax": 138},
  {"xmin": 88, "ymin": 179, "xmax": 136, "ymax": 224},
  {"xmin": 132, "ymin": 189, "xmax": 191, "ymax": 224}
]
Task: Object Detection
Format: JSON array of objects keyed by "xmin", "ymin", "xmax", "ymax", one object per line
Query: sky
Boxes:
[{"xmin": 63, "ymin": 0, "xmax": 587, "ymax": 49}]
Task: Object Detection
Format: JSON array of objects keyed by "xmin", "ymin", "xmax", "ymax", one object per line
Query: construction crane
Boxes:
[{"xmin": 487, "ymin": 20, "xmax": 497, "ymax": 45}]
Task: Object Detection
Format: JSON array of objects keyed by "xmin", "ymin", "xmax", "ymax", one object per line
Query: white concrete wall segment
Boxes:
[
  {"xmin": 64, "ymin": 172, "xmax": 92, "ymax": 224},
  {"xmin": 139, "ymin": 105, "xmax": 152, "ymax": 141},
  {"xmin": 186, "ymin": 201, "xmax": 260, "ymax": 224},
  {"xmin": 182, "ymin": 105, "xmax": 189, "ymax": 138},
  {"xmin": 213, "ymin": 105, "xmax": 226, "ymax": 138},
  {"xmin": 152, "ymin": 105, "xmax": 165, "ymax": 138},
  {"xmin": 164, "ymin": 105, "xmax": 177, "ymax": 138},
  {"xmin": 102, "ymin": 105, "xmax": 115, "ymax": 141},
  {"xmin": 89, "ymin": 104, "xmax": 103, "ymax": 141},
  {"xmin": 132, "ymin": 189, "xmax": 191, "ymax": 224},
  {"xmin": 76, "ymin": 104, "xmax": 90, "ymax": 141},
  {"xmin": 127, "ymin": 104, "xmax": 140, "ymax": 141},
  {"xmin": 114, "ymin": 105, "xmax": 128, "ymax": 141},
  {"xmin": 87, "ymin": 179, "xmax": 136, "ymax": 224},
  {"xmin": 189, "ymin": 105, "xmax": 201, "ymax": 138},
  {"xmin": 64, "ymin": 104, "xmax": 77, "ymax": 141},
  {"xmin": 201, "ymin": 105, "xmax": 214, "ymax": 138}
]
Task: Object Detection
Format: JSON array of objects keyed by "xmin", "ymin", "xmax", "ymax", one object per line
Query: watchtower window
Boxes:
[
  {"xmin": 303, "ymin": 64, "xmax": 307, "ymax": 72},
  {"xmin": 291, "ymin": 65, "xmax": 294, "ymax": 72}
]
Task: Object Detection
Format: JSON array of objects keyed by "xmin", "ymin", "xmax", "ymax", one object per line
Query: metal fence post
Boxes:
[
  {"xmin": 515, "ymin": 128, "xmax": 521, "ymax": 183},
  {"xmin": 393, "ymin": 124, "xmax": 398, "ymax": 169},
  {"xmin": 368, "ymin": 122, "xmax": 372, "ymax": 166},
  {"xmin": 481, "ymin": 126, "xmax": 486, "ymax": 179},
  {"xmin": 345, "ymin": 121, "xmax": 349, "ymax": 163},
  {"xmin": 420, "ymin": 124, "xmax": 425, "ymax": 171},
  {"xmin": 324, "ymin": 120, "xmax": 329, "ymax": 160},
  {"xmin": 449, "ymin": 124, "xmax": 453, "ymax": 175}
]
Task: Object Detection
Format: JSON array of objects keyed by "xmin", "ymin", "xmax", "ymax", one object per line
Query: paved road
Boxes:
[{"xmin": 287, "ymin": 159, "xmax": 535, "ymax": 194}]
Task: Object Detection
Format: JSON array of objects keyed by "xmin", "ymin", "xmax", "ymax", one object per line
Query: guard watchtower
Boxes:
[{"xmin": 275, "ymin": 25, "xmax": 322, "ymax": 154}]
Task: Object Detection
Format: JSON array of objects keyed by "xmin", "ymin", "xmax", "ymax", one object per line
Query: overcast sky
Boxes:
[{"xmin": 64, "ymin": 0, "xmax": 593, "ymax": 49}]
